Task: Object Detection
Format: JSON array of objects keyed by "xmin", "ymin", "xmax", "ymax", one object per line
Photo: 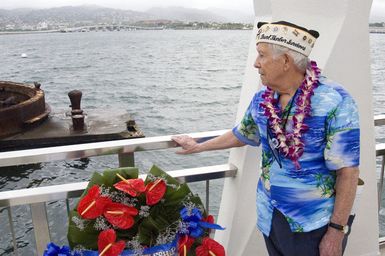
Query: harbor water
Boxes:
[{"xmin": 0, "ymin": 30, "xmax": 384, "ymax": 254}]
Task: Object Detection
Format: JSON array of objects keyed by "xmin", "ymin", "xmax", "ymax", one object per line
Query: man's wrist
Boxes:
[
  {"xmin": 329, "ymin": 221, "xmax": 349, "ymax": 234},
  {"xmin": 194, "ymin": 143, "xmax": 204, "ymax": 153},
  {"xmin": 327, "ymin": 226, "xmax": 346, "ymax": 239}
]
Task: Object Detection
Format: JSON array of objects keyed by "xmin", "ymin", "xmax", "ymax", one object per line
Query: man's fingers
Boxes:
[
  {"xmin": 171, "ymin": 137, "xmax": 183, "ymax": 149},
  {"xmin": 171, "ymin": 135, "xmax": 185, "ymax": 143},
  {"xmin": 171, "ymin": 135, "xmax": 191, "ymax": 145},
  {"xmin": 172, "ymin": 135, "xmax": 197, "ymax": 154},
  {"xmin": 175, "ymin": 149, "xmax": 188, "ymax": 154}
]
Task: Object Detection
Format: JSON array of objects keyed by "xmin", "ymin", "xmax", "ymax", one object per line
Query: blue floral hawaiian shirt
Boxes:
[{"xmin": 232, "ymin": 77, "xmax": 360, "ymax": 235}]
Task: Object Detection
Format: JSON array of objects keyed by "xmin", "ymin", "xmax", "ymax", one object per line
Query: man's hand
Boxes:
[
  {"xmin": 172, "ymin": 131, "xmax": 245, "ymax": 155},
  {"xmin": 319, "ymin": 228, "xmax": 344, "ymax": 256},
  {"xmin": 172, "ymin": 135, "xmax": 200, "ymax": 154},
  {"xmin": 319, "ymin": 166, "xmax": 358, "ymax": 255}
]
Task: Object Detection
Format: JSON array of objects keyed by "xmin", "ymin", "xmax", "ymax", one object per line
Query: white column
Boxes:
[{"xmin": 215, "ymin": 0, "xmax": 378, "ymax": 255}]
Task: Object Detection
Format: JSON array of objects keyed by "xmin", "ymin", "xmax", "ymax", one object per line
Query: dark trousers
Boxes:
[{"xmin": 263, "ymin": 208, "xmax": 355, "ymax": 256}]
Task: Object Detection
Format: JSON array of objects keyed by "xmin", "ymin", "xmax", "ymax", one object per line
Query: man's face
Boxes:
[{"xmin": 254, "ymin": 43, "xmax": 285, "ymax": 89}]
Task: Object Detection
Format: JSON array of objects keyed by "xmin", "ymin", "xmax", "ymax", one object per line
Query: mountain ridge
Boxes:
[{"xmin": 0, "ymin": 5, "xmax": 253, "ymax": 27}]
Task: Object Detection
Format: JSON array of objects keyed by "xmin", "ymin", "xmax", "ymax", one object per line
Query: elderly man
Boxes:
[{"xmin": 172, "ymin": 21, "xmax": 360, "ymax": 256}]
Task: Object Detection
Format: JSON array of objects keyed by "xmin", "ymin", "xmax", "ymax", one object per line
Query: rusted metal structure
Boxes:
[
  {"xmin": 0, "ymin": 81, "xmax": 143, "ymax": 152},
  {"xmin": 0, "ymin": 81, "xmax": 50, "ymax": 139}
]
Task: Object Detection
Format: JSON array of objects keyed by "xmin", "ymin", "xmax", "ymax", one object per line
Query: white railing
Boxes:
[
  {"xmin": 375, "ymin": 115, "xmax": 385, "ymax": 207},
  {"xmin": 0, "ymin": 130, "xmax": 237, "ymax": 255},
  {"xmin": 374, "ymin": 115, "xmax": 385, "ymax": 248},
  {"xmin": 2, "ymin": 116, "xmax": 385, "ymax": 254}
]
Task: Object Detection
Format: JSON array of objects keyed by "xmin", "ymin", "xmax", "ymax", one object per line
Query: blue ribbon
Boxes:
[
  {"xmin": 46, "ymin": 238, "xmax": 177, "ymax": 256},
  {"xmin": 180, "ymin": 207, "xmax": 225, "ymax": 238},
  {"xmin": 82, "ymin": 238, "xmax": 177, "ymax": 256},
  {"xmin": 43, "ymin": 243, "xmax": 80, "ymax": 256}
]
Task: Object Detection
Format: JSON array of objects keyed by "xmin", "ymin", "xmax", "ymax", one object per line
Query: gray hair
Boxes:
[{"xmin": 270, "ymin": 44, "xmax": 309, "ymax": 72}]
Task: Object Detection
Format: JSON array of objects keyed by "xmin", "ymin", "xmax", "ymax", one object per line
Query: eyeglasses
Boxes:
[{"xmin": 266, "ymin": 121, "xmax": 282, "ymax": 168}]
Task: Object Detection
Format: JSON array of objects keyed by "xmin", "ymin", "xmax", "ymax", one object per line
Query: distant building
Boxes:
[
  {"xmin": 5, "ymin": 24, "xmax": 15, "ymax": 30},
  {"xmin": 37, "ymin": 21, "xmax": 48, "ymax": 30},
  {"xmin": 21, "ymin": 25, "xmax": 35, "ymax": 31}
]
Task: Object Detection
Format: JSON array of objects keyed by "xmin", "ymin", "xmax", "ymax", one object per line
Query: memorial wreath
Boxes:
[{"xmin": 44, "ymin": 165, "xmax": 225, "ymax": 256}]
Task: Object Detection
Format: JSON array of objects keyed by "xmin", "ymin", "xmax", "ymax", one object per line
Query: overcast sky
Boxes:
[
  {"xmin": 0, "ymin": 0, "xmax": 384, "ymax": 22},
  {"xmin": 0, "ymin": 0, "xmax": 253, "ymax": 12}
]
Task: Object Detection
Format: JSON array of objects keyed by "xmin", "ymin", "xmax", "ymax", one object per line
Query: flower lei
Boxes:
[{"xmin": 259, "ymin": 61, "xmax": 321, "ymax": 169}]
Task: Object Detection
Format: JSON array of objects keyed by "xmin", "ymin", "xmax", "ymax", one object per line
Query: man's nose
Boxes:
[{"xmin": 254, "ymin": 59, "xmax": 260, "ymax": 69}]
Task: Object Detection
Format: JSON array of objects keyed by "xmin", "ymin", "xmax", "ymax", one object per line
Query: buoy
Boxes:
[{"xmin": 21, "ymin": 53, "xmax": 27, "ymax": 58}]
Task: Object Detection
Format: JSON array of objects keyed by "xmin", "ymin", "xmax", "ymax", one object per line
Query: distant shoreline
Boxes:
[
  {"xmin": 0, "ymin": 28, "xmax": 252, "ymax": 35},
  {"xmin": 0, "ymin": 30, "xmax": 60, "ymax": 35},
  {"xmin": 1, "ymin": 27, "xmax": 383, "ymax": 36}
]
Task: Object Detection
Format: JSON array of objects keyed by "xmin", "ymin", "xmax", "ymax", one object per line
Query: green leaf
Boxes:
[
  {"xmin": 67, "ymin": 211, "xmax": 98, "ymax": 250},
  {"xmin": 146, "ymin": 165, "xmax": 179, "ymax": 185},
  {"xmin": 116, "ymin": 226, "xmax": 138, "ymax": 240},
  {"xmin": 138, "ymin": 216, "xmax": 159, "ymax": 246},
  {"xmin": 163, "ymin": 183, "xmax": 191, "ymax": 207},
  {"xmin": 77, "ymin": 172, "xmax": 104, "ymax": 201},
  {"xmin": 102, "ymin": 167, "xmax": 139, "ymax": 187}
]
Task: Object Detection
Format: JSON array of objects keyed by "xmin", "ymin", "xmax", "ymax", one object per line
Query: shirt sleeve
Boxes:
[
  {"xmin": 324, "ymin": 96, "xmax": 360, "ymax": 170},
  {"xmin": 232, "ymin": 96, "xmax": 261, "ymax": 147}
]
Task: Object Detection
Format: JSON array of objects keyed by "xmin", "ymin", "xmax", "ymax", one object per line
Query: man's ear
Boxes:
[{"xmin": 283, "ymin": 53, "xmax": 291, "ymax": 71}]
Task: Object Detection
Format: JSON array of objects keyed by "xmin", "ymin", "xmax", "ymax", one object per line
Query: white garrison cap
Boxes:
[{"xmin": 256, "ymin": 21, "xmax": 320, "ymax": 57}]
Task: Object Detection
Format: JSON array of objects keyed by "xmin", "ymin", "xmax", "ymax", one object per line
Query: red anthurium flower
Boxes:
[
  {"xmin": 77, "ymin": 185, "xmax": 111, "ymax": 219},
  {"xmin": 178, "ymin": 235, "xmax": 195, "ymax": 256},
  {"xmin": 196, "ymin": 237, "xmax": 225, "ymax": 256},
  {"xmin": 98, "ymin": 229, "xmax": 125, "ymax": 256},
  {"xmin": 145, "ymin": 179, "xmax": 166, "ymax": 205},
  {"xmin": 114, "ymin": 178, "xmax": 146, "ymax": 197},
  {"xmin": 203, "ymin": 215, "xmax": 214, "ymax": 224},
  {"xmin": 203, "ymin": 215, "xmax": 215, "ymax": 233},
  {"xmin": 103, "ymin": 202, "xmax": 139, "ymax": 229}
]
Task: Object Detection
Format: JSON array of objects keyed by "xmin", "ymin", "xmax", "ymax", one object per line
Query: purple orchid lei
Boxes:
[{"xmin": 260, "ymin": 61, "xmax": 321, "ymax": 169}]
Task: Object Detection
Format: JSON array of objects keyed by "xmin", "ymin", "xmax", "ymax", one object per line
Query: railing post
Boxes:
[
  {"xmin": 66, "ymin": 199, "xmax": 71, "ymax": 217},
  {"xmin": 118, "ymin": 152, "xmax": 135, "ymax": 167},
  {"xmin": 206, "ymin": 180, "xmax": 210, "ymax": 214},
  {"xmin": 379, "ymin": 155, "xmax": 385, "ymax": 210},
  {"xmin": 6, "ymin": 206, "xmax": 18, "ymax": 255},
  {"xmin": 30, "ymin": 202, "xmax": 51, "ymax": 255}
]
